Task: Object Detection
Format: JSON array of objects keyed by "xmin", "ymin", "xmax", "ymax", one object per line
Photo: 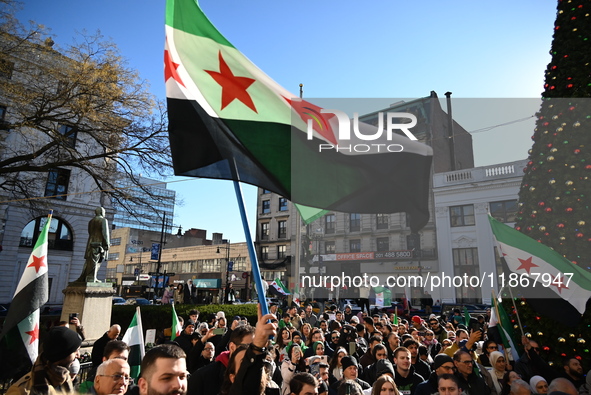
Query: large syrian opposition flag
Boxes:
[
  {"xmin": 488, "ymin": 215, "xmax": 591, "ymax": 319},
  {"xmin": 0, "ymin": 213, "xmax": 51, "ymax": 380},
  {"xmin": 165, "ymin": 0, "xmax": 434, "ymax": 232},
  {"xmin": 122, "ymin": 307, "xmax": 145, "ymax": 380}
]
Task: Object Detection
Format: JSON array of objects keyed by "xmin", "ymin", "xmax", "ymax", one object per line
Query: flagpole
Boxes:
[
  {"xmin": 292, "ymin": 83, "xmax": 304, "ymax": 308},
  {"xmin": 507, "ymin": 285, "xmax": 525, "ymax": 337},
  {"xmin": 232, "ymin": 180, "xmax": 269, "ymax": 316},
  {"xmin": 492, "ymin": 288, "xmax": 511, "ymax": 363}
]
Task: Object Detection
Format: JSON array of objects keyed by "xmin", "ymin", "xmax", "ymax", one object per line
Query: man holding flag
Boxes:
[
  {"xmin": 0, "ymin": 213, "xmax": 53, "ymax": 382},
  {"xmin": 7, "ymin": 326, "xmax": 81, "ymax": 395}
]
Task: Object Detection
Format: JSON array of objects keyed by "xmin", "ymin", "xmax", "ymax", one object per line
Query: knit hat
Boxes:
[
  {"xmin": 432, "ymin": 354, "xmax": 454, "ymax": 370},
  {"xmin": 44, "ymin": 326, "xmax": 82, "ymax": 362},
  {"xmin": 341, "ymin": 356, "xmax": 358, "ymax": 371},
  {"xmin": 375, "ymin": 359, "xmax": 394, "ymax": 377}
]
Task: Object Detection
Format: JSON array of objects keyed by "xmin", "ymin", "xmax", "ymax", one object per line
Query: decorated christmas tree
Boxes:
[
  {"xmin": 516, "ymin": 0, "xmax": 591, "ymax": 268},
  {"xmin": 511, "ymin": 0, "xmax": 591, "ymax": 369}
]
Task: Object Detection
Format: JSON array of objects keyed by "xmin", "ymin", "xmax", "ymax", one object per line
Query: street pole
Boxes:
[{"xmin": 155, "ymin": 212, "xmax": 166, "ymax": 300}]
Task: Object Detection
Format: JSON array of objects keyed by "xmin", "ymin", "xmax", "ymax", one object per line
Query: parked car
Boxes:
[
  {"xmin": 124, "ymin": 297, "xmax": 152, "ymax": 306},
  {"xmin": 113, "ymin": 296, "xmax": 126, "ymax": 305}
]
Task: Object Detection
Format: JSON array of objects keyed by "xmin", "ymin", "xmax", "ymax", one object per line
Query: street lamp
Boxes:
[{"xmin": 217, "ymin": 240, "xmax": 231, "ymax": 303}]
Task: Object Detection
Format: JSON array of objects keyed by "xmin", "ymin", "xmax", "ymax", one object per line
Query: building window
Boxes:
[
  {"xmin": 261, "ymin": 223, "xmax": 269, "ymax": 240},
  {"xmin": 325, "ymin": 214, "xmax": 336, "ymax": 234},
  {"xmin": 376, "ymin": 214, "xmax": 388, "ymax": 230},
  {"xmin": 349, "ymin": 213, "xmax": 361, "ymax": 232},
  {"xmin": 453, "ymin": 248, "xmax": 481, "ymax": 303},
  {"xmin": 19, "ymin": 217, "xmax": 73, "ymax": 251},
  {"xmin": 0, "ymin": 58, "xmax": 14, "ymax": 79},
  {"xmin": 200, "ymin": 259, "xmax": 221, "ymax": 273},
  {"xmin": 278, "ymin": 197, "xmax": 288, "ymax": 211},
  {"xmin": 450, "ymin": 204, "xmax": 475, "ymax": 227},
  {"xmin": 278, "ymin": 220, "xmax": 287, "ymax": 239},
  {"xmin": 108, "ymin": 252, "xmax": 119, "ymax": 261},
  {"xmin": 377, "ymin": 237, "xmax": 389, "ymax": 252},
  {"xmin": 58, "ymin": 124, "xmax": 78, "ymax": 148},
  {"xmin": 45, "ymin": 168, "xmax": 70, "ymax": 200},
  {"xmin": 260, "ymin": 246, "xmax": 269, "ymax": 260},
  {"xmin": 405, "ymin": 213, "xmax": 412, "ymax": 228},
  {"xmin": 406, "ymin": 233, "xmax": 421, "ymax": 251},
  {"xmin": 325, "ymin": 241, "xmax": 336, "ymax": 253},
  {"xmin": 262, "ymin": 200, "xmax": 270, "ymax": 214},
  {"xmin": 277, "ymin": 245, "xmax": 286, "ymax": 259},
  {"xmin": 262, "ymin": 189, "xmax": 271, "ymax": 194},
  {"xmin": 490, "ymin": 200, "xmax": 518, "ymax": 223},
  {"xmin": 110, "ymin": 237, "xmax": 121, "ymax": 246},
  {"xmin": 349, "ymin": 239, "xmax": 361, "ymax": 253}
]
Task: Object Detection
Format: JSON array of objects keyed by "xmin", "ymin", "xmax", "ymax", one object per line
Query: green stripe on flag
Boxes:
[
  {"xmin": 296, "ymin": 204, "xmax": 328, "ymax": 225},
  {"xmin": 165, "ymin": 0, "xmax": 234, "ymax": 47}
]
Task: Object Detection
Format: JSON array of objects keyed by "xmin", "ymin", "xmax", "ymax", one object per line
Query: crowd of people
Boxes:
[{"xmin": 6, "ymin": 302, "xmax": 590, "ymax": 395}]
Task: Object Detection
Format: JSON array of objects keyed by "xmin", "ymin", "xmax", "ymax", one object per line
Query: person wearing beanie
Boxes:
[
  {"xmin": 329, "ymin": 356, "xmax": 370, "ymax": 395},
  {"xmin": 415, "ymin": 354, "xmax": 456, "ymax": 395},
  {"xmin": 7, "ymin": 326, "xmax": 82, "ymax": 395}
]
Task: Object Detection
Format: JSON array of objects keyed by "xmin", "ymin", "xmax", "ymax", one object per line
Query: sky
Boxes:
[{"xmin": 15, "ymin": 0, "xmax": 558, "ymax": 242}]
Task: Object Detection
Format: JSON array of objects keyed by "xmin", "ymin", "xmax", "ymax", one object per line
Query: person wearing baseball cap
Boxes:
[
  {"xmin": 414, "ymin": 354, "xmax": 456, "ymax": 395},
  {"xmin": 7, "ymin": 326, "xmax": 82, "ymax": 395}
]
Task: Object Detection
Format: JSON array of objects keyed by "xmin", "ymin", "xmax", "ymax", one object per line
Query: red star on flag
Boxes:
[
  {"xmin": 205, "ymin": 51, "xmax": 257, "ymax": 113},
  {"xmin": 553, "ymin": 275, "xmax": 569, "ymax": 294},
  {"xmin": 284, "ymin": 97, "xmax": 337, "ymax": 145},
  {"xmin": 515, "ymin": 256, "xmax": 539, "ymax": 275},
  {"xmin": 25, "ymin": 323, "xmax": 39, "ymax": 345},
  {"xmin": 27, "ymin": 254, "xmax": 46, "ymax": 273},
  {"xmin": 164, "ymin": 49, "xmax": 185, "ymax": 87}
]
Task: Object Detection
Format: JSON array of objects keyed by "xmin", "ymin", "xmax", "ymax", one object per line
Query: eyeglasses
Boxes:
[
  {"xmin": 425, "ymin": 333, "xmax": 434, "ymax": 337},
  {"xmin": 332, "ymin": 336, "xmax": 339, "ymax": 340},
  {"xmin": 99, "ymin": 374, "xmax": 133, "ymax": 384},
  {"xmin": 440, "ymin": 365, "xmax": 455, "ymax": 371},
  {"xmin": 204, "ymin": 347, "xmax": 214, "ymax": 351},
  {"xmin": 429, "ymin": 322, "xmax": 438, "ymax": 326}
]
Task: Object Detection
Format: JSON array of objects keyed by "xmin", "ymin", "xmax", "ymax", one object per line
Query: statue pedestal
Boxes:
[{"xmin": 61, "ymin": 283, "xmax": 115, "ymax": 341}]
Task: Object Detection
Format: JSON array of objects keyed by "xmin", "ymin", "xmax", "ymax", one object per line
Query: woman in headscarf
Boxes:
[
  {"xmin": 529, "ymin": 375, "xmax": 549, "ymax": 394},
  {"xmin": 488, "ymin": 351, "xmax": 509, "ymax": 395}
]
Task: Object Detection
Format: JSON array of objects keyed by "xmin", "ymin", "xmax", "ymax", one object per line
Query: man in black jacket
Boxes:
[
  {"xmin": 392, "ymin": 347, "xmax": 425, "ymax": 395},
  {"xmin": 452, "ymin": 350, "xmax": 490, "ymax": 395},
  {"xmin": 91, "ymin": 325, "xmax": 121, "ymax": 368},
  {"xmin": 415, "ymin": 354, "xmax": 455, "ymax": 395}
]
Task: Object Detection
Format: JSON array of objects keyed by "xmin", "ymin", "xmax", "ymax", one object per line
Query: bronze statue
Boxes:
[{"xmin": 75, "ymin": 207, "xmax": 110, "ymax": 283}]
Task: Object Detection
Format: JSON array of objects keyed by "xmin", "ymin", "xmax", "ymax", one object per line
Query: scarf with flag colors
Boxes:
[
  {"xmin": 489, "ymin": 291, "xmax": 521, "ymax": 362},
  {"xmin": 164, "ymin": 0, "xmax": 434, "ymax": 232},
  {"xmin": 488, "ymin": 215, "xmax": 591, "ymax": 315},
  {"xmin": 122, "ymin": 307, "xmax": 145, "ymax": 380},
  {"xmin": 0, "ymin": 213, "xmax": 51, "ymax": 379},
  {"xmin": 171, "ymin": 303, "xmax": 182, "ymax": 341}
]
